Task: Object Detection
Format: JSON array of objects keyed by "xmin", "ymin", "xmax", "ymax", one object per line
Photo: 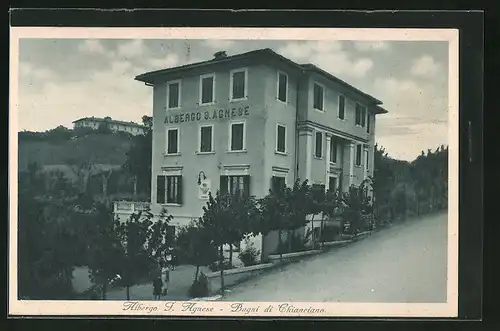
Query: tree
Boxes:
[
  {"xmin": 101, "ymin": 169, "xmax": 113, "ymax": 204},
  {"xmin": 18, "ymin": 186, "xmax": 79, "ymax": 299},
  {"xmin": 198, "ymin": 190, "xmax": 255, "ymax": 294},
  {"xmin": 305, "ymin": 183, "xmax": 326, "ymax": 249},
  {"xmin": 284, "ymin": 179, "xmax": 311, "ymax": 252},
  {"xmin": 176, "ymin": 220, "xmax": 218, "ymax": 282},
  {"xmin": 319, "ymin": 188, "xmax": 339, "ymax": 247},
  {"xmin": 113, "ymin": 208, "xmax": 173, "ymax": 300},
  {"xmin": 86, "ymin": 203, "xmax": 124, "ymax": 300},
  {"xmin": 66, "ymin": 159, "xmax": 96, "ymax": 195},
  {"xmin": 145, "ymin": 208, "xmax": 175, "ymax": 274},
  {"xmin": 258, "ymin": 185, "xmax": 289, "ymax": 260},
  {"xmin": 340, "ymin": 181, "xmax": 372, "ymax": 236},
  {"xmin": 123, "ymin": 115, "xmax": 153, "ymax": 199},
  {"xmin": 226, "ymin": 191, "xmax": 260, "ymax": 265}
]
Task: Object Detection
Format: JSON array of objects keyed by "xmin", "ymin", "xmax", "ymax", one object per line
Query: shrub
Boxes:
[
  {"xmin": 238, "ymin": 238, "xmax": 260, "ymax": 267},
  {"xmin": 275, "ymin": 229, "xmax": 313, "ymax": 254},
  {"xmin": 188, "ymin": 273, "xmax": 209, "ymax": 298},
  {"xmin": 208, "ymin": 258, "xmax": 233, "ymax": 272},
  {"xmin": 320, "ymin": 225, "xmax": 341, "ymax": 242}
]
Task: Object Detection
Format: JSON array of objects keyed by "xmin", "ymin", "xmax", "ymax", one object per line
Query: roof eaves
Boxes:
[
  {"xmin": 301, "ymin": 64, "xmax": 383, "ymax": 105},
  {"xmin": 374, "ymin": 106, "xmax": 389, "ymax": 114},
  {"xmin": 135, "ymin": 48, "xmax": 275, "ymax": 84}
]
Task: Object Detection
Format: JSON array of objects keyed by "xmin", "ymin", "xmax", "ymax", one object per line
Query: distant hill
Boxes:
[{"xmin": 18, "ymin": 127, "xmax": 134, "ymax": 172}]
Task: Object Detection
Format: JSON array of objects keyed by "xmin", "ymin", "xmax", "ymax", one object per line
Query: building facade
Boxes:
[
  {"xmin": 73, "ymin": 116, "xmax": 146, "ymax": 136},
  {"xmin": 113, "ymin": 48, "xmax": 388, "ymax": 259}
]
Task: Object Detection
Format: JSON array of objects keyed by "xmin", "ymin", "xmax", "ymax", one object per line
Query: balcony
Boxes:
[{"xmin": 113, "ymin": 201, "xmax": 151, "ymax": 214}]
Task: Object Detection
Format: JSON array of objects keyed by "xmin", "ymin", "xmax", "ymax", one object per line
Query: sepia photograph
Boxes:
[{"xmin": 9, "ymin": 27, "xmax": 459, "ymax": 317}]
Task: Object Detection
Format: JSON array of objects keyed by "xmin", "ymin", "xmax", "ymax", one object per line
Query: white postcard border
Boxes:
[{"xmin": 8, "ymin": 27, "xmax": 459, "ymax": 318}]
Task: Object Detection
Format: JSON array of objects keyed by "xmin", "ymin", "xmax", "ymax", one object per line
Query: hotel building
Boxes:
[{"xmin": 114, "ymin": 48, "xmax": 388, "ymax": 259}]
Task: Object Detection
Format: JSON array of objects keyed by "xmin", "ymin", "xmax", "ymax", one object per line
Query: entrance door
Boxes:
[{"xmin": 329, "ymin": 176, "xmax": 338, "ymax": 192}]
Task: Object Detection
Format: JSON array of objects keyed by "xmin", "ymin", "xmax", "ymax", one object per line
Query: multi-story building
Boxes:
[
  {"xmin": 113, "ymin": 48, "xmax": 388, "ymax": 259},
  {"xmin": 72, "ymin": 116, "xmax": 146, "ymax": 136}
]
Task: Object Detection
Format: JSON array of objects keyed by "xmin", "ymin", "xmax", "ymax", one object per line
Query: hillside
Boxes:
[{"xmin": 18, "ymin": 129, "xmax": 134, "ymax": 171}]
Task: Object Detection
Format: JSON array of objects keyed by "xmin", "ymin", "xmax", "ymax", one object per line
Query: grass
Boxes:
[{"xmin": 18, "ymin": 133, "xmax": 133, "ymax": 170}]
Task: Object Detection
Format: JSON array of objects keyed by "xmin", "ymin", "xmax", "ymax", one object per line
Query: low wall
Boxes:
[
  {"xmin": 321, "ymin": 240, "xmax": 351, "ymax": 248},
  {"xmin": 268, "ymin": 249, "xmax": 323, "ymax": 263},
  {"xmin": 205, "ymin": 263, "xmax": 275, "ymax": 295}
]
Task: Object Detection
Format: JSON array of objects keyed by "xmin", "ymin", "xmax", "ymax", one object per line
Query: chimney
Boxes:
[{"xmin": 213, "ymin": 51, "xmax": 227, "ymax": 60}]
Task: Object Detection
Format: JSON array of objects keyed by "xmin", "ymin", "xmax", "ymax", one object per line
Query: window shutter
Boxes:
[
  {"xmin": 367, "ymin": 114, "xmax": 371, "ymax": 133},
  {"xmin": 156, "ymin": 175, "xmax": 165, "ymax": 204},
  {"xmin": 177, "ymin": 175, "xmax": 183, "ymax": 204},
  {"xmin": 220, "ymin": 176, "xmax": 228, "ymax": 196},
  {"xmin": 243, "ymin": 175, "xmax": 250, "ymax": 197}
]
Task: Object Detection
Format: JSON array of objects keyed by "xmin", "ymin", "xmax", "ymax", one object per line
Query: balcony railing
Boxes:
[{"xmin": 114, "ymin": 201, "xmax": 151, "ymax": 214}]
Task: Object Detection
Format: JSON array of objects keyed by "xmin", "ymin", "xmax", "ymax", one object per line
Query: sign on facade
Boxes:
[{"xmin": 164, "ymin": 106, "xmax": 250, "ymax": 124}]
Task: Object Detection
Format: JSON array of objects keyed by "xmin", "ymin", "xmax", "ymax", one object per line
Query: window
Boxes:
[
  {"xmin": 355, "ymin": 144, "xmax": 362, "ymax": 166},
  {"xmin": 338, "ymin": 95, "xmax": 345, "ymax": 120},
  {"xmin": 200, "ymin": 74, "xmax": 215, "ymax": 105},
  {"xmin": 276, "ymin": 124, "xmax": 286, "ymax": 153},
  {"xmin": 199, "ymin": 125, "xmax": 213, "ymax": 153},
  {"xmin": 271, "ymin": 176, "xmax": 286, "ymax": 193},
  {"xmin": 166, "ymin": 128, "xmax": 179, "ymax": 154},
  {"xmin": 230, "ymin": 69, "xmax": 247, "ymax": 101},
  {"xmin": 355, "ymin": 104, "xmax": 361, "ymax": 126},
  {"xmin": 315, "ymin": 131, "xmax": 323, "ymax": 158},
  {"xmin": 330, "ymin": 137, "xmax": 338, "ymax": 163},
  {"xmin": 355, "ymin": 103, "xmax": 366, "ymax": 127},
  {"xmin": 167, "ymin": 81, "xmax": 181, "ymax": 109},
  {"xmin": 277, "ymin": 71, "xmax": 288, "ymax": 102},
  {"xmin": 365, "ymin": 149, "xmax": 369, "ymax": 170},
  {"xmin": 220, "ymin": 175, "xmax": 250, "ymax": 197},
  {"xmin": 367, "ymin": 114, "xmax": 371, "ymax": 133},
  {"xmin": 313, "ymin": 83, "xmax": 324, "ymax": 111},
  {"xmin": 156, "ymin": 175, "xmax": 183, "ymax": 204},
  {"xmin": 229, "ymin": 121, "xmax": 245, "ymax": 151}
]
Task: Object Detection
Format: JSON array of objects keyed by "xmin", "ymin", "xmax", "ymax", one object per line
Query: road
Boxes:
[{"xmin": 220, "ymin": 212, "xmax": 448, "ymax": 303}]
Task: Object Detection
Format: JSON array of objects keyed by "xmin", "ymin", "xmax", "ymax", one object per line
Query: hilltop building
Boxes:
[
  {"xmin": 113, "ymin": 48, "xmax": 388, "ymax": 260},
  {"xmin": 72, "ymin": 116, "xmax": 146, "ymax": 136}
]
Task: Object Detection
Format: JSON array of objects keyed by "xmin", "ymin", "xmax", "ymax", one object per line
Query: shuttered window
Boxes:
[
  {"xmin": 220, "ymin": 175, "xmax": 250, "ymax": 198},
  {"xmin": 276, "ymin": 124, "xmax": 286, "ymax": 153},
  {"xmin": 230, "ymin": 122, "xmax": 245, "ymax": 151},
  {"xmin": 315, "ymin": 131, "xmax": 323, "ymax": 158},
  {"xmin": 166, "ymin": 128, "xmax": 179, "ymax": 154},
  {"xmin": 201, "ymin": 75, "xmax": 214, "ymax": 104},
  {"xmin": 330, "ymin": 138, "xmax": 337, "ymax": 163},
  {"xmin": 200, "ymin": 125, "xmax": 213, "ymax": 153},
  {"xmin": 355, "ymin": 104, "xmax": 362, "ymax": 126},
  {"xmin": 167, "ymin": 82, "xmax": 180, "ymax": 109},
  {"xmin": 156, "ymin": 175, "xmax": 183, "ymax": 204},
  {"xmin": 271, "ymin": 176, "xmax": 286, "ymax": 193},
  {"xmin": 231, "ymin": 70, "xmax": 246, "ymax": 100},
  {"xmin": 277, "ymin": 72, "xmax": 287, "ymax": 102},
  {"xmin": 338, "ymin": 95, "xmax": 345, "ymax": 119},
  {"xmin": 356, "ymin": 103, "xmax": 367, "ymax": 127},
  {"xmin": 355, "ymin": 144, "xmax": 362, "ymax": 166},
  {"xmin": 313, "ymin": 83, "xmax": 324, "ymax": 110}
]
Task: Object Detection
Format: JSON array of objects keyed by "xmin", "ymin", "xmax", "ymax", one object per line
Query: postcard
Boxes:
[{"xmin": 9, "ymin": 26, "xmax": 459, "ymax": 317}]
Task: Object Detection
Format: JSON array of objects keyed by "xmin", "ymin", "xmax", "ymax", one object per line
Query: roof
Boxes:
[
  {"xmin": 135, "ymin": 48, "xmax": 387, "ymax": 113},
  {"xmin": 72, "ymin": 117, "xmax": 145, "ymax": 128}
]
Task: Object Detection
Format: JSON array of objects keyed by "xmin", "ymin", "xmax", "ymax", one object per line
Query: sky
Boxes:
[{"xmin": 17, "ymin": 38, "xmax": 449, "ymax": 161}]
